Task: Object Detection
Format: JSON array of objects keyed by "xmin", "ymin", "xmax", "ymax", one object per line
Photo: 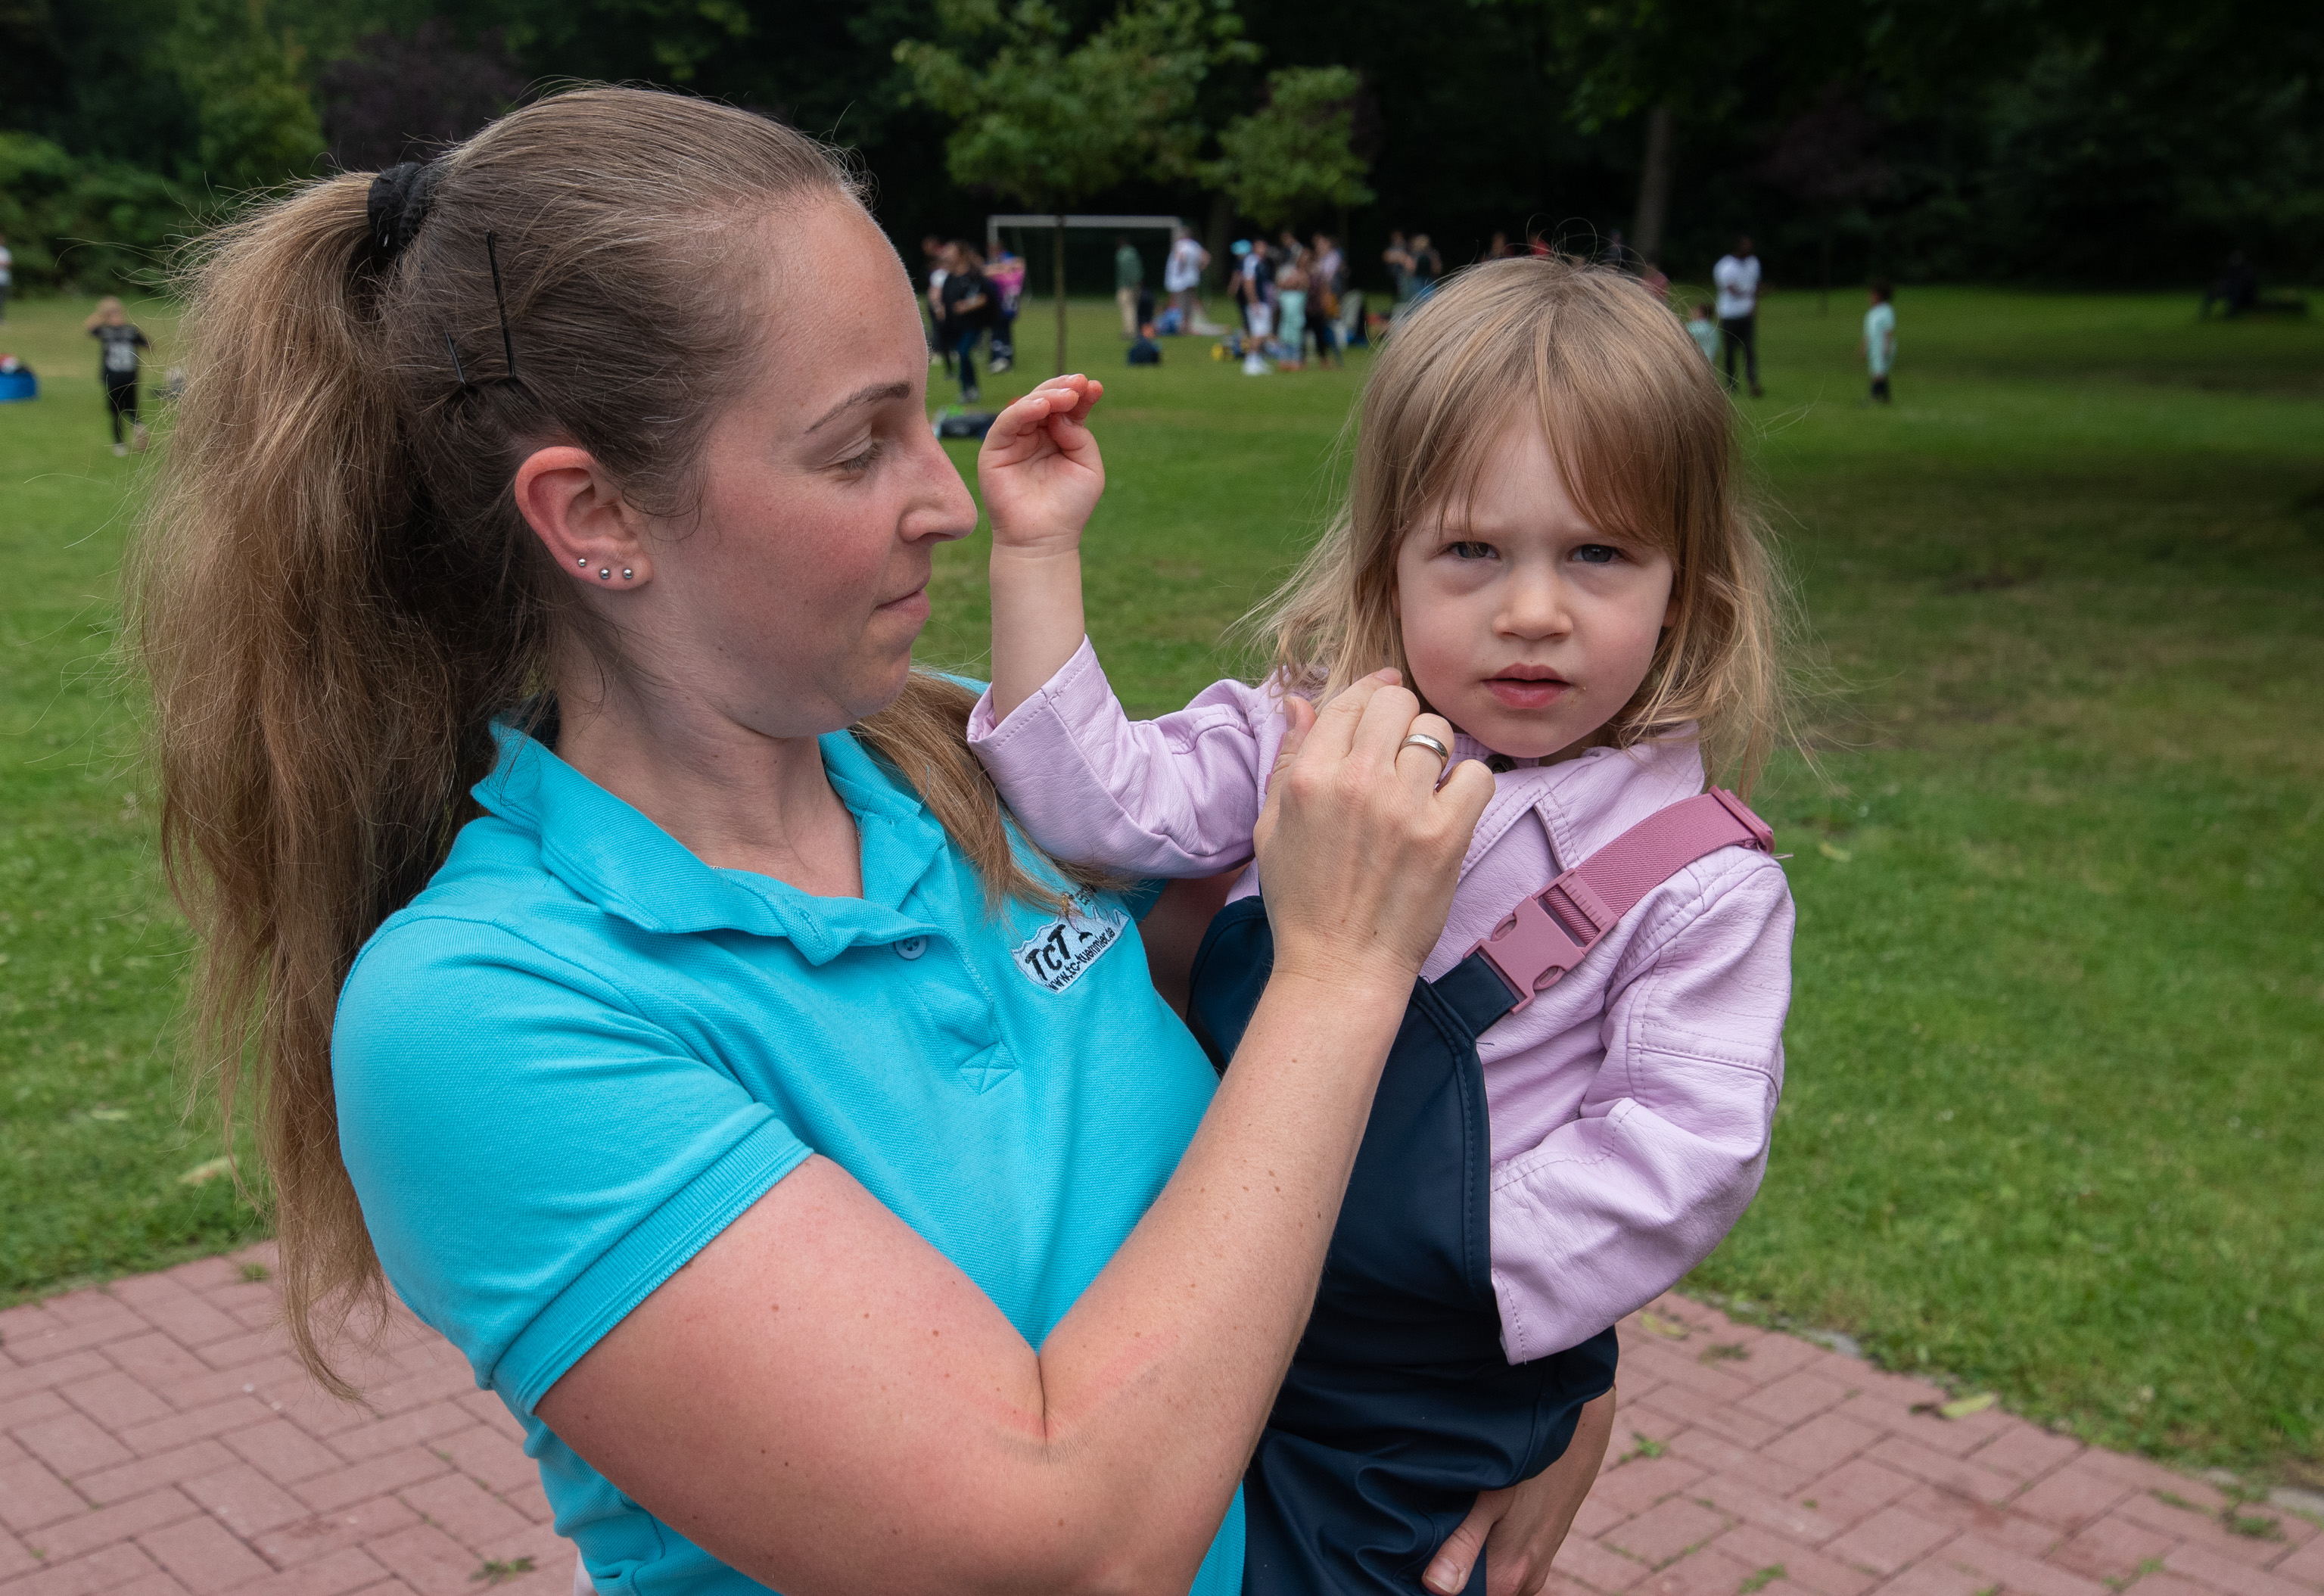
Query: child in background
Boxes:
[
  {"xmin": 1861, "ymin": 278, "xmax": 1896, "ymax": 402},
  {"xmin": 987, "ymin": 247, "xmax": 1025, "ymax": 374},
  {"xmin": 1275, "ymin": 252, "xmax": 1309, "ymax": 371},
  {"xmin": 969, "ymin": 257, "xmax": 1794, "ymax": 1594},
  {"xmin": 1686, "ymin": 299, "xmax": 1722, "ymax": 363},
  {"xmin": 86, "ymin": 297, "xmax": 151, "ymax": 455}
]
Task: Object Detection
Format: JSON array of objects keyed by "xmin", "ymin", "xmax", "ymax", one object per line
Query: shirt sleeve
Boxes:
[
  {"xmin": 1487, "ymin": 857, "xmax": 1794, "ymax": 1362},
  {"xmin": 968, "ymin": 636, "xmax": 1275, "ymax": 878},
  {"xmin": 332, "ymin": 913, "xmax": 812, "ymax": 1414}
]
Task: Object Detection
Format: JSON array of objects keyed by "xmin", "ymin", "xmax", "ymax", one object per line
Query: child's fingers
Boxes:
[
  {"xmin": 1064, "ymin": 377, "xmax": 1104, "ymax": 425},
  {"xmin": 981, "ymin": 385, "xmax": 1075, "ymax": 461},
  {"xmin": 1268, "ymin": 695, "xmax": 1318, "ymax": 784}
]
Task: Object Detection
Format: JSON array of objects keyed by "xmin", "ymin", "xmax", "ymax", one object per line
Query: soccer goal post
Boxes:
[{"xmin": 985, "ymin": 213, "xmax": 1187, "ymax": 375}]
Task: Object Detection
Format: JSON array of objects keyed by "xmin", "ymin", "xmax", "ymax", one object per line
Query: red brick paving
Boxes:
[
  {"xmin": 1568, "ymin": 1296, "xmax": 2320, "ymax": 1596},
  {"xmin": 2, "ymin": 1262, "xmax": 2317, "ymax": 1594},
  {"xmin": 0, "ymin": 1245, "xmax": 573, "ymax": 1596}
]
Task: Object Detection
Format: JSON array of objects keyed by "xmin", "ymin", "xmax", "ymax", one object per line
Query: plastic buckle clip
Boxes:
[
  {"xmin": 1469, "ymin": 870, "xmax": 1612, "ymax": 1013},
  {"xmin": 1708, "ymin": 787, "xmax": 1775, "ymax": 852}
]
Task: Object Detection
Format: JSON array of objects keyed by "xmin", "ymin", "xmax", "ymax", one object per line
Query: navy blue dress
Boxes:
[{"xmin": 1188, "ymin": 898, "xmax": 1618, "ymax": 1596}]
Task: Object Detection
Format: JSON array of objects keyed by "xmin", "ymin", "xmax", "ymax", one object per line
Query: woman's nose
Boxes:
[{"xmin": 907, "ymin": 434, "xmax": 980, "ymax": 544}]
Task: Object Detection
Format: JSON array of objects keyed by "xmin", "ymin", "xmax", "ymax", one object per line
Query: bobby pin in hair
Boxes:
[
  {"xmin": 484, "ymin": 232, "xmax": 518, "ymax": 381},
  {"xmin": 443, "ymin": 333, "xmax": 471, "ymax": 391}
]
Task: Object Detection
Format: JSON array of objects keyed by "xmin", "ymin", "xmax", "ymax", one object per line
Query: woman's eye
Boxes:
[
  {"xmin": 1571, "ymin": 543, "xmax": 1624, "ymax": 565},
  {"xmin": 838, "ymin": 440, "xmax": 885, "ymax": 474},
  {"xmin": 1447, "ymin": 541, "xmax": 1497, "ymax": 561}
]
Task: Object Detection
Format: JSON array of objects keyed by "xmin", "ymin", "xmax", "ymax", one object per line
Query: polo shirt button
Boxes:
[{"xmin": 894, "ymin": 936, "xmax": 928, "ymax": 961}]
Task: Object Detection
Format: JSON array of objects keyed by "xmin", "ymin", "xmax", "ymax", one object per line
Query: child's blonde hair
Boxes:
[{"xmin": 1254, "ymin": 256, "xmax": 1790, "ymax": 793}]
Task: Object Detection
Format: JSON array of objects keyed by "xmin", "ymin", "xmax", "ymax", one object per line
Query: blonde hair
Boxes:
[
  {"xmin": 1255, "ymin": 257, "xmax": 1790, "ymax": 792},
  {"xmin": 129, "ymin": 86, "xmax": 1094, "ymax": 1396}
]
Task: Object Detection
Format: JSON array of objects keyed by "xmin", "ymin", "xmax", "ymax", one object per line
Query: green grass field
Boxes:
[{"xmin": 4, "ymin": 285, "xmax": 2319, "ymax": 1482}]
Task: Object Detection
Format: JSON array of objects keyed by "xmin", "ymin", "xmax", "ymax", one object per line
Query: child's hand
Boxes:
[{"xmin": 978, "ymin": 374, "xmax": 1105, "ymax": 556}]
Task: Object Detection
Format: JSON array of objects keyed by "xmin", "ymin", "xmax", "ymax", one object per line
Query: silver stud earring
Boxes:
[
  {"xmin": 621, "ymin": 568, "xmax": 634, "ymax": 580},
  {"xmin": 597, "ymin": 568, "xmax": 611, "ymax": 580},
  {"xmin": 576, "ymin": 556, "xmax": 588, "ymax": 567}
]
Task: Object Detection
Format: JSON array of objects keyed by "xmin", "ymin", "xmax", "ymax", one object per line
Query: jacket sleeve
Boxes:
[
  {"xmin": 1488, "ymin": 856, "xmax": 1794, "ymax": 1363},
  {"xmin": 967, "ymin": 636, "xmax": 1273, "ymax": 877}
]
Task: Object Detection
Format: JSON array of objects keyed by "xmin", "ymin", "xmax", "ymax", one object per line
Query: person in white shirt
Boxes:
[
  {"xmin": 0, "ymin": 235, "xmax": 12, "ymax": 324},
  {"xmin": 1712, "ymin": 234, "xmax": 1764, "ymax": 397},
  {"xmin": 1162, "ymin": 225, "xmax": 1209, "ymax": 328},
  {"xmin": 1859, "ymin": 278, "xmax": 1896, "ymax": 403}
]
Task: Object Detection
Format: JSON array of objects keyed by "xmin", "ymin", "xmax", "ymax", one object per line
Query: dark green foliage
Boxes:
[
  {"xmin": 6, "ymin": 0, "xmax": 2319, "ymax": 299},
  {"xmin": 0, "ymin": 133, "xmax": 194, "ymax": 291},
  {"xmin": 1204, "ymin": 64, "xmax": 1372, "ymax": 231}
]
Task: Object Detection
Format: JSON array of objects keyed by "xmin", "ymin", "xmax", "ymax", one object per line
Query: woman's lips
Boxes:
[
  {"xmin": 875, "ymin": 586, "xmax": 930, "ymax": 623},
  {"xmin": 1484, "ymin": 675, "xmax": 1573, "ymax": 710}
]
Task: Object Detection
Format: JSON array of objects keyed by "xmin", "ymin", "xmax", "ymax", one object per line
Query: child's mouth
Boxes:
[{"xmin": 1483, "ymin": 670, "xmax": 1573, "ymax": 710}]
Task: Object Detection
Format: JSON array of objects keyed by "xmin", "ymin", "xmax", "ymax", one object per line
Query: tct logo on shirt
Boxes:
[{"xmin": 1012, "ymin": 893, "xmax": 1127, "ymax": 994}]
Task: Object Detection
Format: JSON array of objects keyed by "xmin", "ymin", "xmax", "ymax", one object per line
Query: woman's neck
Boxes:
[{"xmin": 550, "ymin": 668, "xmax": 864, "ymax": 900}]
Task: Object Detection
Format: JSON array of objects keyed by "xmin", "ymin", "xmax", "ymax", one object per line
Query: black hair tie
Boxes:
[{"xmin": 366, "ymin": 161, "xmax": 444, "ymax": 265}]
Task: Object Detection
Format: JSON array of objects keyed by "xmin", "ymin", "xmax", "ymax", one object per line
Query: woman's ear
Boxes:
[{"xmin": 513, "ymin": 446, "xmax": 654, "ymax": 590}]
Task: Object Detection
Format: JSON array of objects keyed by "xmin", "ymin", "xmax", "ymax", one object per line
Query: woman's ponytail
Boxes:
[{"xmin": 133, "ymin": 176, "xmax": 481, "ymax": 1395}]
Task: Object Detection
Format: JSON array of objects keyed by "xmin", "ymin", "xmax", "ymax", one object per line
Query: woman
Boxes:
[{"xmin": 132, "ymin": 89, "xmax": 1603, "ymax": 1595}]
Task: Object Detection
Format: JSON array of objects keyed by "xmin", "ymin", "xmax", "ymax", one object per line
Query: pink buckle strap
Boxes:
[{"xmin": 1468, "ymin": 789, "xmax": 1775, "ymax": 1012}]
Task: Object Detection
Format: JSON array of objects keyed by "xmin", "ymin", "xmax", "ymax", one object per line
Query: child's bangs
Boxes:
[
  {"xmin": 1389, "ymin": 282, "xmax": 1710, "ymax": 559},
  {"xmin": 1533, "ymin": 300, "xmax": 1719, "ymax": 559}
]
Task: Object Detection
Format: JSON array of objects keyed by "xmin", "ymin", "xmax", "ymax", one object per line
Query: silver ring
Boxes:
[{"xmin": 1399, "ymin": 733, "xmax": 1451, "ymax": 766}]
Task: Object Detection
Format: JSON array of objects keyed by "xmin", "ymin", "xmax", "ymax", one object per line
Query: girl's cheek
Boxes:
[{"xmin": 1394, "ymin": 583, "xmax": 1473, "ymax": 695}]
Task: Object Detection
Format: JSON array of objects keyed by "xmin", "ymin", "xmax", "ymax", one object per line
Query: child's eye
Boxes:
[
  {"xmin": 1571, "ymin": 543, "xmax": 1624, "ymax": 565},
  {"xmin": 1446, "ymin": 540, "xmax": 1498, "ymax": 561}
]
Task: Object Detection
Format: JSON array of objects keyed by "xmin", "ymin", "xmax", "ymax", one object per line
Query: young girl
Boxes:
[{"xmin": 969, "ymin": 257, "xmax": 1795, "ymax": 1594}]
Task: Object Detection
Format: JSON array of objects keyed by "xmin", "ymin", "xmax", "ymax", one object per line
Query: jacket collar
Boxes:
[
  {"xmin": 1454, "ymin": 728, "xmax": 1707, "ymax": 877},
  {"xmin": 471, "ymin": 723, "xmax": 950, "ymax": 964}
]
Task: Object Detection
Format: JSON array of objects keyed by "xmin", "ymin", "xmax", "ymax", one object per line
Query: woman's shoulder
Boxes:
[{"xmin": 341, "ymin": 814, "xmax": 605, "ymax": 1007}]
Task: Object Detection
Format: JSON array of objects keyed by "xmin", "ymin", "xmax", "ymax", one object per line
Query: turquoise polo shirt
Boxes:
[{"xmin": 332, "ymin": 723, "xmax": 1244, "ymax": 1596}]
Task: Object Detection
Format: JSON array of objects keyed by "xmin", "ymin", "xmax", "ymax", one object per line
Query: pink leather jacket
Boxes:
[{"xmin": 969, "ymin": 639, "xmax": 1794, "ymax": 1361}]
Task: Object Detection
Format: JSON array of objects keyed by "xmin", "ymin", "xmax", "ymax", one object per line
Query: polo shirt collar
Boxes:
[{"xmin": 473, "ymin": 723, "xmax": 950, "ymax": 963}]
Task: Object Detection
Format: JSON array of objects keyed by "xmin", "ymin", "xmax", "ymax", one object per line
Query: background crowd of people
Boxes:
[
  {"xmin": 921, "ymin": 234, "xmax": 1023, "ymax": 403},
  {"xmin": 918, "ymin": 218, "xmax": 1905, "ymax": 406}
]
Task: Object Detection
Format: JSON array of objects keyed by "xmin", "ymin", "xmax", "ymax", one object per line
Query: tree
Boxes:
[
  {"xmin": 168, "ymin": 0, "xmax": 325, "ymax": 194},
  {"xmin": 1203, "ymin": 64, "xmax": 1372, "ymax": 234},
  {"xmin": 1479, "ymin": 0, "xmax": 1858, "ymax": 268},
  {"xmin": 1753, "ymin": 84, "xmax": 1887, "ymax": 312},
  {"xmin": 318, "ymin": 20, "xmax": 527, "ymax": 171},
  {"xmin": 0, "ymin": 131, "xmax": 189, "ymax": 290},
  {"xmin": 897, "ymin": 0, "xmax": 1251, "ymax": 373}
]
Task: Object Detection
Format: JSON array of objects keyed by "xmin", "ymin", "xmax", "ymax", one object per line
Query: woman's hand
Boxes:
[
  {"xmin": 978, "ymin": 373, "xmax": 1104, "ymax": 556},
  {"xmin": 1423, "ymin": 1389, "xmax": 1616, "ymax": 1595},
  {"xmin": 1253, "ymin": 672, "xmax": 1493, "ymax": 993},
  {"xmin": 982, "ymin": 375, "xmax": 1106, "ymax": 722}
]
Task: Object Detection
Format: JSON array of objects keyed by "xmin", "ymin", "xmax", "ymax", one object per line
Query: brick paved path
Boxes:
[{"xmin": 2, "ymin": 1250, "xmax": 2318, "ymax": 1595}]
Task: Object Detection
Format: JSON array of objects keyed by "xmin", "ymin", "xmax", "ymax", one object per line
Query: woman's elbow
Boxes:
[
  {"xmin": 960, "ymin": 1511, "xmax": 1217, "ymax": 1596},
  {"xmin": 934, "ymin": 1462, "xmax": 1226, "ymax": 1596}
]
